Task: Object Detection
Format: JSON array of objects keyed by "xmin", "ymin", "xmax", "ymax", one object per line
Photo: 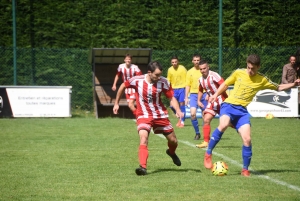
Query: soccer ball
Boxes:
[
  {"xmin": 265, "ymin": 113, "xmax": 274, "ymax": 119},
  {"xmin": 211, "ymin": 161, "xmax": 228, "ymax": 176}
]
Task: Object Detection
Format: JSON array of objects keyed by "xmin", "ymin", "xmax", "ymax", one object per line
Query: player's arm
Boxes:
[
  {"xmin": 113, "ymin": 83, "xmax": 126, "ymax": 114},
  {"xmin": 197, "ymin": 85, "xmax": 204, "ymax": 108},
  {"xmin": 277, "ymin": 79, "xmax": 300, "ymax": 91},
  {"xmin": 209, "ymin": 82, "xmax": 228, "ymax": 103},
  {"xmin": 281, "ymin": 66, "xmax": 288, "ymax": 84},
  {"xmin": 169, "ymin": 96, "xmax": 184, "ymax": 119},
  {"xmin": 185, "ymin": 85, "xmax": 190, "ymax": 106},
  {"xmin": 112, "ymin": 74, "xmax": 120, "ymax": 91}
]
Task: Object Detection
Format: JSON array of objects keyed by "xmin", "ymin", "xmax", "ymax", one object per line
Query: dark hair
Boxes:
[
  {"xmin": 192, "ymin": 53, "xmax": 201, "ymax": 59},
  {"xmin": 246, "ymin": 54, "xmax": 261, "ymax": 66},
  {"xmin": 199, "ymin": 60, "xmax": 208, "ymax": 65},
  {"xmin": 171, "ymin": 55, "xmax": 178, "ymax": 60},
  {"xmin": 148, "ymin": 61, "xmax": 163, "ymax": 73},
  {"xmin": 124, "ymin": 53, "xmax": 132, "ymax": 59}
]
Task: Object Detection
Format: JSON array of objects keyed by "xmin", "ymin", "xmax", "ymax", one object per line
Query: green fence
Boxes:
[{"xmin": 0, "ymin": 46, "xmax": 298, "ymax": 111}]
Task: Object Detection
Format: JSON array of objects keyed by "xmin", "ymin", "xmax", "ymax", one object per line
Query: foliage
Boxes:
[{"xmin": 1, "ymin": 0, "xmax": 300, "ymax": 49}]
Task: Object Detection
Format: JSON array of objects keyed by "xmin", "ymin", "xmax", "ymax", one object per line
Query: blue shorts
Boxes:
[
  {"xmin": 173, "ymin": 88, "xmax": 185, "ymax": 103},
  {"xmin": 189, "ymin": 93, "xmax": 208, "ymax": 110},
  {"xmin": 220, "ymin": 103, "xmax": 251, "ymax": 130}
]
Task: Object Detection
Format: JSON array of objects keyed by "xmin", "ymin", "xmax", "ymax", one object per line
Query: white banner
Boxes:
[
  {"xmin": 247, "ymin": 88, "xmax": 299, "ymax": 117},
  {"xmin": 5, "ymin": 87, "xmax": 72, "ymax": 117}
]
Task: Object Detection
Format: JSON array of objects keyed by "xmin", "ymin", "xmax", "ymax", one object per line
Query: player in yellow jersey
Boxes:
[
  {"xmin": 203, "ymin": 54, "xmax": 300, "ymax": 177},
  {"xmin": 167, "ymin": 56, "xmax": 187, "ymax": 127},
  {"xmin": 185, "ymin": 54, "xmax": 208, "ymax": 140}
]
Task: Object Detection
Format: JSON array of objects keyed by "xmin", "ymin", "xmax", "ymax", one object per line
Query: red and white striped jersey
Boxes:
[
  {"xmin": 117, "ymin": 63, "xmax": 142, "ymax": 94},
  {"xmin": 124, "ymin": 74, "xmax": 174, "ymax": 119},
  {"xmin": 198, "ymin": 70, "xmax": 228, "ymax": 101},
  {"xmin": 116, "ymin": 63, "xmax": 142, "ymax": 82}
]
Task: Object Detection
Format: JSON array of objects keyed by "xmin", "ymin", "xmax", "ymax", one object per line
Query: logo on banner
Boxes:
[{"xmin": 252, "ymin": 91, "xmax": 291, "ymax": 108}]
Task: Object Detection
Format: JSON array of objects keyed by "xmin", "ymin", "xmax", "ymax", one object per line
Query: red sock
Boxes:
[
  {"xmin": 138, "ymin": 145, "xmax": 148, "ymax": 168},
  {"xmin": 203, "ymin": 124, "xmax": 211, "ymax": 142},
  {"xmin": 167, "ymin": 142, "xmax": 178, "ymax": 155}
]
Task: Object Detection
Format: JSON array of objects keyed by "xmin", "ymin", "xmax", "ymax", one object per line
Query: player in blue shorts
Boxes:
[
  {"xmin": 203, "ymin": 54, "xmax": 300, "ymax": 177},
  {"xmin": 167, "ymin": 56, "xmax": 187, "ymax": 127},
  {"xmin": 185, "ymin": 54, "xmax": 208, "ymax": 140}
]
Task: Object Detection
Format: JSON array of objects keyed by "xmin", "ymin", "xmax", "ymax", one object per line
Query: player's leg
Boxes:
[
  {"xmin": 154, "ymin": 118, "xmax": 181, "ymax": 166},
  {"xmin": 238, "ymin": 124, "xmax": 252, "ymax": 177},
  {"xmin": 135, "ymin": 119, "xmax": 152, "ymax": 176},
  {"xmin": 236, "ymin": 113, "xmax": 252, "ymax": 177},
  {"xmin": 189, "ymin": 94, "xmax": 200, "ymax": 140},
  {"xmin": 204, "ymin": 114, "xmax": 230, "ymax": 169},
  {"xmin": 196, "ymin": 112, "xmax": 214, "ymax": 148},
  {"xmin": 204, "ymin": 103, "xmax": 233, "ymax": 169},
  {"xmin": 177, "ymin": 88, "xmax": 186, "ymax": 127}
]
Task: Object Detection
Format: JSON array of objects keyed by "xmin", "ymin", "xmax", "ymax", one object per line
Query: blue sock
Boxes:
[
  {"xmin": 191, "ymin": 118, "xmax": 200, "ymax": 135},
  {"xmin": 242, "ymin": 145, "xmax": 252, "ymax": 170},
  {"xmin": 170, "ymin": 106, "xmax": 176, "ymax": 115},
  {"xmin": 206, "ymin": 128, "xmax": 223, "ymax": 155},
  {"xmin": 180, "ymin": 105, "xmax": 186, "ymax": 122}
]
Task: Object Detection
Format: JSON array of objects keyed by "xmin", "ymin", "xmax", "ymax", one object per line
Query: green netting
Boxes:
[{"xmin": 0, "ymin": 47, "xmax": 298, "ymax": 110}]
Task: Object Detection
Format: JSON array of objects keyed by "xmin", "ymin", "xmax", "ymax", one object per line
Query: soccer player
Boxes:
[
  {"xmin": 195, "ymin": 60, "xmax": 227, "ymax": 148},
  {"xmin": 112, "ymin": 54, "xmax": 142, "ymax": 117},
  {"xmin": 185, "ymin": 54, "xmax": 208, "ymax": 140},
  {"xmin": 167, "ymin": 56, "xmax": 187, "ymax": 127},
  {"xmin": 203, "ymin": 54, "xmax": 300, "ymax": 177},
  {"xmin": 113, "ymin": 61, "xmax": 183, "ymax": 176}
]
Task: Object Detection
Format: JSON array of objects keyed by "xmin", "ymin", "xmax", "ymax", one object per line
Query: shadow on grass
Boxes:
[
  {"xmin": 149, "ymin": 168, "xmax": 201, "ymax": 175},
  {"xmin": 252, "ymin": 169, "xmax": 300, "ymax": 175}
]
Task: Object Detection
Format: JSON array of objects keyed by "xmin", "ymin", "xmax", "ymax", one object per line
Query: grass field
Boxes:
[{"xmin": 1, "ymin": 113, "xmax": 300, "ymax": 201}]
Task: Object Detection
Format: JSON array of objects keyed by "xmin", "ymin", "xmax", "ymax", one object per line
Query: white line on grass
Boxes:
[
  {"xmin": 132, "ymin": 119, "xmax": 300, "ymax": 192},
  {"xmin": 156, "ymin": 134, "xmax": 300, "ymax": 192}
]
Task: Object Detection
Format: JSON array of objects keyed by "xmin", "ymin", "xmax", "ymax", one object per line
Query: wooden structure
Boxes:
[{"xmin": 90, "ymin": 48, "xmax": 152, "ymax": 118}]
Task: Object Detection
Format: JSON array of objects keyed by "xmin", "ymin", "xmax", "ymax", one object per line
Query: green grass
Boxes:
[{"xmin": 1, "ymin": 114, "xmax": 300, "ymax": 201}]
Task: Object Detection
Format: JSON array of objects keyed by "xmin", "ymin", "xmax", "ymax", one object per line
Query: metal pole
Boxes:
[
  {"xmin": 218, "ymin": 0, "xmax": 223, "ymax": 75},
  {"xmin": 12, "ymin": 0, "xmax": 17, "ymax": 85}
]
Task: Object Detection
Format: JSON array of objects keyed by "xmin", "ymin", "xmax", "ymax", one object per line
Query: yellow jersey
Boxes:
[
  {"xmin": 167, "ymin": 65, "xmax": 187, "ymax": 89},
  {"xmin": 224, "ymin": 69, "xmax": 278, "ymax": 107},
  {"xmin": 186, "ymin": 67, "xmax": 202, "ymax": 93}
]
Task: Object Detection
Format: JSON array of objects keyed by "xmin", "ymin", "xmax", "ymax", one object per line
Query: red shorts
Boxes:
[
  {"xmin": 137, "ymin": 118, "xmax": 174, "ymax": 134},
  {"xmin": 125, "ymin": 88, "xmax": 136, "ymax": 101},
  {"xmin": 125, "ymin": 93, "xmax": 135, "ymax": 101},
  {"xmin": 203, "ymin": 101, "xmax": 221, "ymax": 116}
]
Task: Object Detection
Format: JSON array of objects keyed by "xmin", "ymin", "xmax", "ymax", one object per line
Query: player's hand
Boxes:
[
  {"xmin": 185, "ymin": 98, "xmax": 189, "ymax": 106},
  {"xmin": 197, "ymin": 101, "xmax": 204, "ymax": 108},
  {"xmin": 176, "ymin": 111, "xmax": 184, "ymax": 119},
  {"xmin": 209, "ymin": 95, "xmax": 216, "ymax": 103},
  {"xmin": 113, "ymin": 104, "xmax": 119, "ymax": 114},
  {"xmin": 112, "ymin": 86, "xmax": 116, "ymax": 91},
  {"xmin": 295, "ymin": 79, "xmax": 300, "ymax": 86}
]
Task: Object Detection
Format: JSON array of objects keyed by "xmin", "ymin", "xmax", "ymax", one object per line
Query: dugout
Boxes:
[{"xmin": 89, "ymin": 48, "xmax": 152, "ymax": 118}]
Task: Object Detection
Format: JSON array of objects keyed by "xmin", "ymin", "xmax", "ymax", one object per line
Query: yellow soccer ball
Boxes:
[
  {"xmin": 265, "ymin": 113, "xmax": 274, "ymax": 119},
  {"xmin": 211, "ymin": 161, "xmax": 228, "ymax": 176}
]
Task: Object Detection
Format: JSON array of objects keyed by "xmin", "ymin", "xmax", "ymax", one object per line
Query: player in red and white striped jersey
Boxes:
[
  {"xmin": 196, "ymin": 60, "xmax": 228, "ymax": 148},
  {"xmin": 113, "ymin": 61, "xmax": 183, "ymax": 176},
  {"xmin": 112, "ymin": 54, "xmax": 142, "ymax": 116}
]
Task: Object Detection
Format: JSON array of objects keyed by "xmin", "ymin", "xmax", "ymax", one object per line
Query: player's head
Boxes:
[
  {"xmin": 171, "ymin": 55, "xmax": 179, "ymax": 68},
  {"xmin": 148, "ymin": 61, "xmax": 163, "ymax": 83},
  {"xmin": 289, "ymin": 55, "xmax": 296, "ymax": 65},
  {"xmin": 192, "ymin": 54, "xmax": 201, "ymax": 67},
  {"xmin": 124, "ymin": 54, "xmax": 132, "ymax": 66},
  {"xmin": 246, "ymin": 54, "xmax": 261, "ymax": 76},
  {"xmin": 199, "ymin": 60, "xmax": 209, "ymax": 77}
]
